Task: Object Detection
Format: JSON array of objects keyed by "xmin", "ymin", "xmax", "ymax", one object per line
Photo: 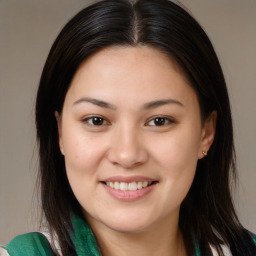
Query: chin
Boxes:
[
  {"xmin": 98, "ymin": 211, "xmax": 160, "ymax": 234},
  {"xmin": 85, "ymin": 209, "xmax": 154, "ymax": 234},
  {"xmin": 103, "ymin": 220, "xmax": 151, "ymax": 234}
]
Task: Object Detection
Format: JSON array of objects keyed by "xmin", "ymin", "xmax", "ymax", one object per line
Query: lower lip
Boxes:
[{"xmin": 102, "ymin": 183, "xmax": 157, "ymax": 201}]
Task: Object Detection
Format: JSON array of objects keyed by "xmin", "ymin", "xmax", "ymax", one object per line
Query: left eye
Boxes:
[
  {"xmin": 146, "ymin": 117, "xmax": 174, "ymax": 126},
  {"xmin": 83, "ymin": 116, "xmax": 108, "ymax": 126}
]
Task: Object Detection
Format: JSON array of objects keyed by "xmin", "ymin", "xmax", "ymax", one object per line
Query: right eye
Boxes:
[
  {"xmin": 82, "ymin": 116, "xmax": 109, "ymax": 126},
  {"xmin": 145, "ymin": 116, "xmax": 176, "ymax": 127}
]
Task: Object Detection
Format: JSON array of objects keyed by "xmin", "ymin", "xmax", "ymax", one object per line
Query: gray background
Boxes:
[{"xmin": 0, "ymin": 0, "xmax": 255, "ymax": 244}]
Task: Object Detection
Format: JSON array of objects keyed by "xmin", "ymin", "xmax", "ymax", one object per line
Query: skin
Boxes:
[{"xmin": 56, "ymin": 46, "xmax": 216, "ymax": 256}]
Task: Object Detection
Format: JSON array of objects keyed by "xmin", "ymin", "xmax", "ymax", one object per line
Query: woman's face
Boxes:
[{"xmin": 57, "ymin": 46, "xmax": 215, "ymax": 234}]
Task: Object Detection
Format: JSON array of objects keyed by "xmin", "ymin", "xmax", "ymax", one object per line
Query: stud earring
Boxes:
[{"xmin": 202, "ymin": 151, "xmax": 207, "ymax": 156}]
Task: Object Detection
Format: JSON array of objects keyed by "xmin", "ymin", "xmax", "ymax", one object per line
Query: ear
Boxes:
[
  {"xmin": 54, "ymin": 111, "xmax": 65, "ymax": 155},
  {"xmin": 198, "ymin": 111, "xmax": 217, "ymax": 159}
]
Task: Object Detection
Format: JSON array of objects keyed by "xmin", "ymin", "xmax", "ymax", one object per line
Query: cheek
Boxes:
[
  {"xmin": 62, "ymin": 121, "xmax": 104, "ymax": 171},
  {"xmin": 150, "ymin": 127, "xmax": 200, "ymax": 199},
  {"xmin": 151, "ymin": 127, "xmax": 201, "ymax": 171},
  {"xmin": 63, "ymin": 138, "xmax": 103, "ymax": 179},
  {"xmin": 61, "ymin": 130, "xmax": 105, "ymax": 205},
  {"xmin": 62, "ymin": 134, "xmax": 104, "ymax": 210}
]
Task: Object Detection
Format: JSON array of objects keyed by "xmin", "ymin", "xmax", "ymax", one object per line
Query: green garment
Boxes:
[
  {"xmin": 3, "ymin": 215, "xmax": 101, "ymax": 256},
  {"xmin": 2, "ymin": 214, "xmax": 254, "ymax": 256},
  {"xmin": 3, "ymin": 232, "xmax": 55, "ymax": 256}
]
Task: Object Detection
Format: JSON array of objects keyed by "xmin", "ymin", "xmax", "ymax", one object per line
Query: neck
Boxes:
[{"xmin": 86, "ymin": 215, "xmax": 187, "ymax": 256}]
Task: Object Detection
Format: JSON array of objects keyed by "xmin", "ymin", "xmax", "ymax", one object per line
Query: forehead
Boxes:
[
  {"xmin": 65, "ymin": 46, "xmax": 198, "ymax": 109},
  {"xmin": 74, "ymin": 46, "xmax": 186, "ymax": 84}
]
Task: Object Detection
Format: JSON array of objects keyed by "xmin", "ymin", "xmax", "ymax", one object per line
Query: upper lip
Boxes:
[{"xmin": 101, "ymin": 176, "xmax": 157, "ymax": 183}]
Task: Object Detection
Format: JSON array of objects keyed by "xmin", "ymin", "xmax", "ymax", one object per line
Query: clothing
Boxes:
[
  {"xmin": 0, "ymin": 215, "xmax": 100, "ymax": 256},
  {"xmin": 1, "ymin": 215, "xmax": 255, "ymax": 256}
]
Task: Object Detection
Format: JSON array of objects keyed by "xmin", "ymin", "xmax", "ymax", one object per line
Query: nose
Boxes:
[{"xmin": 107, "ymin": 125, "xmax": 148, "ymax": 169}]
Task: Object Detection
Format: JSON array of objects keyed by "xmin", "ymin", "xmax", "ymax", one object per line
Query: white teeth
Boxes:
[
  {"xmin": 137, "ymin": 182, "xmax": 143, "ymax": 189},
  {"xmin": 120, "ymin": 182, "xmax": 128, "ymax": 191},
  {"xmin": 128, "ymin": 182, "xmax": 137, "ymax": 191},
  {"xmin": 114, "ymin": 181, "xmax": 120, "ymax": 190},
  {"xmin": 142, "ymin": 181, "xmax": 148, "ymax": 188},
  {"xmin": 105, "ymin": 181, "xmax": 153, "ymax": 191}
]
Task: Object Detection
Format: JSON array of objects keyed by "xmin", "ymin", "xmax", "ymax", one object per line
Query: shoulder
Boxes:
[{"xmin": 1, "ymin": 232, "xmax": 55, "ymax": 256}]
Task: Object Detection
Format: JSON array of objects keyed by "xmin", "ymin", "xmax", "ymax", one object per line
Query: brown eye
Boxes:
[
  {"xmin": 83, "ymin": 116, "xmax": 107, "ymax": 126},
  {"xmin": 146, "ymin": 116, "xmax": 175, "ymax": 127},
  {"xmin": 153, "ymin": 117, "xmax": 166, "ymax": 126}
]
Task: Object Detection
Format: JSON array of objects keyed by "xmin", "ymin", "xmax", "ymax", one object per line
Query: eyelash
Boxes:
[
  {"xmin": 82, "ymin": 116, "xmax": 110, "ymax": 126},
  {"xmin": 145, "ymin": 116, "xmax": 176, "ymax": 127},
  {"xmin": 82, "ymin": 115, "xmax": 175, "ymax": 127}
]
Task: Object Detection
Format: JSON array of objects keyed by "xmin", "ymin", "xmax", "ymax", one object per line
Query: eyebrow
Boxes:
[
  {"xmin": 73, "ymin": 97, "xmax": 116, "ymax": 109},
  {"xmin": 73, "ymin": 97, "xmax": 183, "ymax": 110},
  {"xmin": 143, "ymin": 99, "xmax": 184, "ymax": 109}
]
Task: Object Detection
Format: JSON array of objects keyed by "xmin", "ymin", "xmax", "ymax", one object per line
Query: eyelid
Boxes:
[
  {"xmin": 82, "ymin": 115, "xmax": 110, "ymax": 126},
  {"xmin": 145, "ymin": 115, "xmax": 176, "ymax": 126},
  {"xmin": 81, "ymin": 115, "xmax": 176, "ymax": 127}
]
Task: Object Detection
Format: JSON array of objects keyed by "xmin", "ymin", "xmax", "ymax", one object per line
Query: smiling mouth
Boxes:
[{"xmin": 102, "ymin": 181, "xmax": 157, "ymax": 191}]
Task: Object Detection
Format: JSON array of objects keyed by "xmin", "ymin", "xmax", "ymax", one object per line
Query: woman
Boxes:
[{"xmin": 1, "ymin": 0, "xmax": 255, "ymax": 255}]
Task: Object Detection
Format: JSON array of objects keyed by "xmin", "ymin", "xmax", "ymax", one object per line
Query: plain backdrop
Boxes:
[{"xmin": 0, "ymin": 0, "xmax": 255, "ymax": 245}]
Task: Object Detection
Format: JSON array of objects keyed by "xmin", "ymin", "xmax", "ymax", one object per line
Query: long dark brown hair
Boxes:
[{"xmin": 35, "ymin": 0, "xmax": 256, "ymax": 255}]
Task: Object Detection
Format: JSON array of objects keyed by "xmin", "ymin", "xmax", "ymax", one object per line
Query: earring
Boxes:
[{"xmin": 202, "ymin": 151, "xmax": 207, "ymax": 156}]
